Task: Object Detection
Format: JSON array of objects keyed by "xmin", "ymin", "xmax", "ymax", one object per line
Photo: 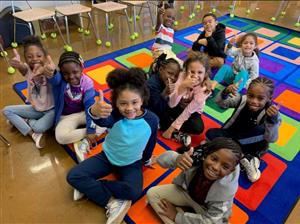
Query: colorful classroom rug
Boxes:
[{"xmin": 13, "ymin": 14, "xmax": 300, "ymax": 224}]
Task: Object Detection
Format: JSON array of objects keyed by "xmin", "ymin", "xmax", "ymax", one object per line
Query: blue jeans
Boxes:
[
  {"xmin": 2, "ymin": 105, "xmax": 55, "ymax": 136},
  {"xmin": 67, "ymin": 151, "xmax": 143, "ymax": 207},
  {"xmin": 214, "ymin": 64, "xmax": 249, "ymax": 92}
]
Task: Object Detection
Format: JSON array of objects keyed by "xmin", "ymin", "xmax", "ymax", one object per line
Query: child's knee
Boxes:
[
  {"xmin": 146, "ymin": 187, "xmax": 160, "ymax": 203},
  {"xmin": 66, "ymin": 168, "xmax": 83, "ymax": 187},
  {"xmin": 124, "ymin": 184, "xmax": 142, "ymax": 201},
  {"xmin": 2, "ymin": 107, "xmax": 11, "ymax": 116},
  {"xmin": 55, "ymin": 131, "xmax": 69, "ymax": 145}
]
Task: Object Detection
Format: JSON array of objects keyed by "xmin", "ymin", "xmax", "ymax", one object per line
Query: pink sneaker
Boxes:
[{"xmin": 31, "ymin": 132, "xmax": 46, "ymax": 149}]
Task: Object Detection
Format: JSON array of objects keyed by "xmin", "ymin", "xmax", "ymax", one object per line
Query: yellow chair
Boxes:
[
  {"xmin": 55, "ymin": 3, "xmax": 102, "ymax": 50},
  {"xmin": 92, "ymin": 1, "xmax": 133, "ymax": 47}
]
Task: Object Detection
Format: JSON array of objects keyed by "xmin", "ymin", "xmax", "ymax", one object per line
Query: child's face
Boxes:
[
  {"xmin": 60, "ymin": 62, "xmax": 82, "ymax": 86},
  {"xmin": 159, "ymin": 63, "xmax": 180, "ymax": 85},
  {"xmin": 163, "ymin": 8, "xmax": 175, "ymax": 27},
  {"xmin": 116, "ymin": 89, "xmax": 143, "ymax": 119},
  {"xmin": 247, "ymin": 84, "xmax": 271, "ymax": 112},
  {"xmin": 186, "ymin": 61, "xmax": 206, "ymax": 86},
  {"xmin": 203, "ymin": 16, "xmax": 217, "ymax": 33},
  {"xmin": 25, "ymin": 45, "xmax": 46, "ymax": 70},
  {"xmin": 203, "ymin": 148, "xmax": 236, "ymax": 181},
  {"xmin": 241, "ymin": 36, "xmax": 257, "ymax": 56}
]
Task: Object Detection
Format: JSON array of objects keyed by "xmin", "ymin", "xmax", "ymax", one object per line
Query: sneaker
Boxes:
[
  {"xmin": 106, "ymin": 197, "xmax": 131, "ymax": 224},
  {"xmin": 173, "ymin": 132, "xmax": 191, "ymax": 147},
  {"xmin": 31, "ymin": 132, "xmax": 46, "ymax": 149},
  {"xmin": 73, "ymin": 138, "xmax": 90, "ymax": 163},
  {"xmin": 73, "ymin": 189, "xmax": 85, "ymax": 201},
  {"xmin": 240, "ymin": 157, "xmax": 261, "ymax": 182}
]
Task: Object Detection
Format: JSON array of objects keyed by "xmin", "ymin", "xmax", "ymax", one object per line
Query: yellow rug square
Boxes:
[
  {"xmin": 288, "ymin": 37, "xmax": 300, "ymax": 47},
  {"xmin": 86, "ymin": 65, "xmax": 115, "ymax": 84},
  {"xmin": 276, "ymin": 121, "xmax": 297, "ymax": 146}
]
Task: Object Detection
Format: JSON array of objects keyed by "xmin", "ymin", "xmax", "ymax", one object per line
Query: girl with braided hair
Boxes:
[
  {"xmin": 147, "ymin": 137, "xmax": 243, "ymax": 224},
  {"xmin": 207, "ymin": 77, "xmax": 281, "ymax": 182},
  {"xmin": 49, "ymin": 51, "xmax": 106, "ymax": 163}
]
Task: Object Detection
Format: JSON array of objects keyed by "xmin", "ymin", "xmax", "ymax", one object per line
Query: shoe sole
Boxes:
[
  {"xmin": 38, "ymin": 133, "xmax": 47, "ymax": 148},
  {"xmin": 74, "ymin": 143, "xmax": 85, "ymax": 163},
  {"xmin": 107, "ymin": 201, "xmax": 131, "ymax": 224}
]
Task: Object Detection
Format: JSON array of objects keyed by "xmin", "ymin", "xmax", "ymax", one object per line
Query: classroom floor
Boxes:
[{"xmin": 0, "ymin": 1, "xmax": 299, "ymax": 223}]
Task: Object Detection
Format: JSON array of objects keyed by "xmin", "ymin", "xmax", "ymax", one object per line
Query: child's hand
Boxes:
[
  {"xmin": 10, "ymin": 49, "xmax": 22, "ymax": 69},
  {"xmin": 165, "ymin": 78, "xmax": 176, "ymax": 95},
  {"xmin": 176, "ymin": 147, "xmax": 194, "ymax": 171},
  {"xmin": 266, "ymin": 104, "xmax": 280, "ymax": 117},
  {"xmin": 43, "ymin": 55, "xmax": 56, "ymax": 77},
  {"xmin": 86, "ymin": 134, "xmax": 98, "ymax": 150},
  {"xmin": 90, "ymin": 90, "xmax": 112, "ymax": 118},
  {"xmin": 198, "ymin": 38, "xmax": 208, "ymax": 46},
  {"xmin": 144, "ymin": 155, "xmax": 157, "ymax": 169},
  {"xmin": 226, "ymin": 79, "xmax": 243, "ymax": 96},
  {"xmin": 183, "ymin": 74, "xmax": 198, "ymax": 88},
  {"xmin": 158, "ymin": 7, "xmax": 165, "ymax": 15},
  {"xmin": 158, "ymin": 199, "xmax": 177, "ymax": 221},
  {"xmin": 162, "ymin": 126, "xmax": 175, "ymax": 139},
  {"xmin": 229, "ymin": 35, "xmax": 236, "ymax": 45}
]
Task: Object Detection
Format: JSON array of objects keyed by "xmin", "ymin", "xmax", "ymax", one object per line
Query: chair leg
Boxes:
[
  {"xmin": 87, "ymin": 12, "xmax": 101, "ymax": 44},
  {"xmin": 132, "ymin": 5, "xmax": 137, "ymax": 35},
  {"xmin": 105, "ymin": 12, "xmax": 110, "ymax": 44},
  {"xmin": 13, "ymin": 17, "xmax": 16, "ymax": 42},
  {"xmin": 52, "ymin": 16, "xmax": 68, "ymax": 46},
  {"xmin": 28, "ymin": 22, "xmax": 34, "ymax": 35},
  {"xmin": 124, "ymin": 9, "xmax": 133, "ymax": 38},
  {"xmin": 0, "ymin": 134, "xmax": 11, "ymax": 147},
  {"xmin": 146, "ymin": 1, "xmax": 155, "ymax": 28},
  {"xmin": 64, "ymin": 16, "xmax": 70, "ymax": 45}
]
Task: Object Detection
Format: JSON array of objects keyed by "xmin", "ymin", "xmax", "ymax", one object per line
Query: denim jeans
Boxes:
[
  {"xmin": 213, "ymin": 64, "xmax": 249, "ymax": 92},
  {"xmin": 67, "ymin": 151, "xmax": 143, "ymax": 207},
  {"xmin": 2, "ymin": 104, "xmax": 55, "ymax": 136}
]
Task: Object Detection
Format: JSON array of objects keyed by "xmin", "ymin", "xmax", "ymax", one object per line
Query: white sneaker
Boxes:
[
  {"xmin": 96, "ymin": 126, "xmax": 107, "ymax": 136},
  {"xmin": 106, "ymin": 197, "xmax": 131, "ymax": 224},
  {"xmin": 173, "ymin": 132, "xmax": 191, "ymax": 147},
  {"xmin": 31, "ymin": 132, "xmax": 46, "ymax": 149},
  {"xmin": 240, "ymin": 157, "xmax": 261, "ymax": 182},
  {"xmin": 73, "ymin": 138, "xmax": 90, "ymax": 163},
  {"xmin": 73, "ymin": 189, "xmax": 85, "ymax": 201}
]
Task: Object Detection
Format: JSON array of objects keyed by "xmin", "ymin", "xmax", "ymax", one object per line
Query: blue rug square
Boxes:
[{"xmin": 272, "ymin": 46, "xmax": 300, "ymax": 60}]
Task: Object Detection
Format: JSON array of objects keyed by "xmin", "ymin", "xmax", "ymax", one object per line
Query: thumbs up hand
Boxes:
[
  {"xmin": 266, "ymin": 102, "xmax": 280, "ymax": 117},
  {"xmin": 10, "ymin": 49, "xmax": 22, "ymax": 69},
  {"xmin": 226, "ymin": 78, "xmax": 243, "ymax": 96},
  {"xmin": 90, "ymin": 90, "xmax": 112, "ymax": 118},
  {"xmin": 176, "ymin": 147, "xmax": 194, "ymax": 171}
]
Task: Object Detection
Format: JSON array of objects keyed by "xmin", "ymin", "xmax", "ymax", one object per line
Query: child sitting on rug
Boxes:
[
  {"xmin": 49, "ymin": 51, "xmax": 106, "ymax": 163},
  {"xmin": 67, "ymin": 68, "xmax": 159, "ymax": 224},
  {"xmin": 161, "ymin": 51, "xmax": 211, "ymax": 146},
  {"xmin": 192, "ymin": 13, "xmax": 226, "ymax": 69},
  {"xmin": 207, "ymin": 77, "xmax": 281, "ymax": 182},
  {"xmin": 152, "ymin": 2, "xmax": 181, "ymax": 64},
  {"xmin": 147, "ymin": 53, "xmax": 180, "ymax": 126},
  {"xmin": 147, "ymin": 137, "xmax": 242, "ymax": 224},
  {"xmin": 211, "ymin": 32, "xmax": 260, "ymax": 95},
  {"xmin": 2, "ymin": 35, "xmax": 55, "ymax": 149}
]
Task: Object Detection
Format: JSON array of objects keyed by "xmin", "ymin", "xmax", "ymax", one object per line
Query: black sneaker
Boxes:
[{"xmin": 173, "ymin": 132, "xmax": 191, "ymax": 146}]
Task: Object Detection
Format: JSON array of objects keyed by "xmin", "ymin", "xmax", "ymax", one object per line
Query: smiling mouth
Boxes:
[{"xmin": 206, "ymin": 169, "xmax": 218, "ymax": 178}]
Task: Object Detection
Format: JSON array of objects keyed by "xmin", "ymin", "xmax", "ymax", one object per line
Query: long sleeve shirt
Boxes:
[
  {"xmin": 89, "ymin": 109, "xmax": 159, "ymax": 166},
  {"xmin": 168, "ymin": 72, "xmax": 210, "ymax": 130}
]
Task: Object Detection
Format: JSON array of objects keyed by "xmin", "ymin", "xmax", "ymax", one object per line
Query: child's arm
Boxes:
[
  {"xmin": 142, "ymin": 113, "xmax": 159, "ymax": 165},
  {"xmin": 155, "ymin": 5, "xmax": 164, "ymax": 31},
  {"xmin": 245, "ymin": 59, "xmax": 259, "ymax": 88},
  {"xmin": 225, "ymin": 37, "xmax": 239, "ymax": 58},
  {"xmin": 48, "ymin": 70, "xmax": 62, "ymax": 86},
  {"xmin": 206, "ymin": 28, "xmax": 226, "ymax": 54},
  {"xmin": 215, "ymin": 88, "xmax": 242, "ymax": 109},
  {"xmin": 191, "ymin": 32, "xmax": 205, "ymax": 51},
  {"xmin": 10, "ymin": 49, "xmax": 28, "ymax": 76},
  {"xmin": 83, "ymin": 87, "xmax": 97, "ymax": 135},
  {"xmin": 264, "ymin": 105, "xmax": 281, "ymax": 143},
  {"xmin": 174, "ymin": 86, "xmax": 208, "ymax": 129}
]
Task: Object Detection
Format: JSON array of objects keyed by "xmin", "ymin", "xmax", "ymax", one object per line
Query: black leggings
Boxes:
[
  {"xmin": 206, "ymin": 127, "xmax": 269, "ymax": 158},
  {"xmin": 159, "ymin": 105, "xmax": 204, "ymax": 135}
]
